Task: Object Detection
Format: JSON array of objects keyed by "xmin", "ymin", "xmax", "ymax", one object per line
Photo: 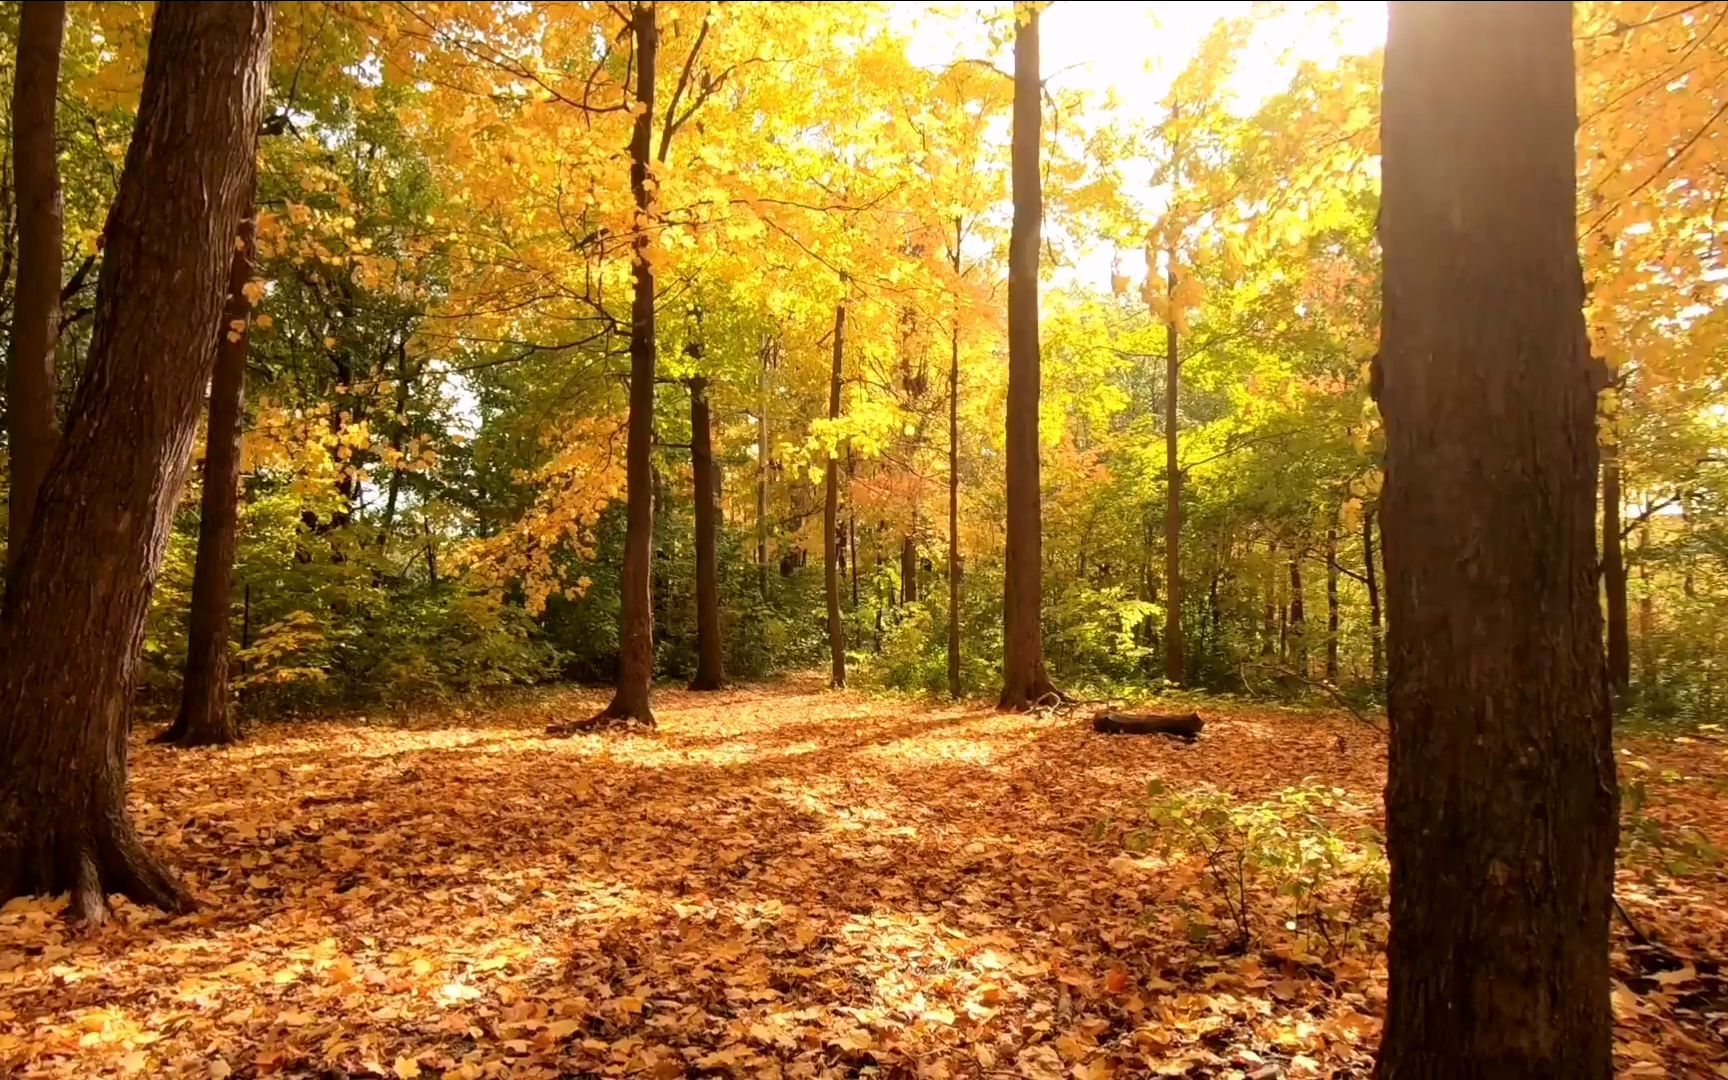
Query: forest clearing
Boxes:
[
  {"xmin": 2, "ymin": 682, "xmax": 1725, "ymax": 1078},
  {"xmin": 4, "ymin": 0, "xmax": 1728, "ymax": 1073}
]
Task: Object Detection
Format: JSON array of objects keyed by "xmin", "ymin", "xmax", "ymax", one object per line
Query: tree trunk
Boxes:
[
  {"xmin": 948, "ymin": 229, "xmax": 962, "ymax": 700},
  {"xmin": 1364, "ymin": 507, "xmax": 1383, "ymax": 684},
  {"xmin": 1326, "ymin": 510, "xmax": 1340, "ymax": 684},
  {"xmin": 0, "ymin": 1, "xmax": 272, "ymax": 921},
  {"xmin": 1261, "ymin": 542, "xmax": 1276, "ymax": 657},
  {"xmin": 159, "ymin": 213, "xmax": 256, "ymax": 748},
  {"xmin": 1163, "ymin": 262, "xmax": 1184, "ymax": 684},
  {"xmin": 1602, "ymin": 436, "xmax": 1629, "ymax": 693},
  {"xmin": 1376, "ymin": 4, "xmax": 1617, "ymax": 1074},
  {"xmin": 825, "ymin": 302, "xmax": 846, "ymax": 689},
  {"xmin": 6, "ymin": 0, "xmax": 66, "ymax": 575},
  {"xmin": 377, "ymin": 338, "xmax": 413, "ymax": 546},
  {"xmin": 846, "ymin": 448, "xmax": 859, "ymax": 610},
  {"xmin": 689, "ymin": 376, "xmax": 723, "ymax": 690},
  {"xmin": 586, "ymin": 1, "xmax": 658, "ymax": 729},
  {"xmin": 999, "ymin": 3, "xmax": 1056, "ymax": 710},
  {"xmin": 901, "ymin": 532, "xmax": 918, "ymax": 604},
  {"xmin": 1287, "ymin": 555, "xmax": 1306, "ymax": 675},
  {"xmin": 1637, "ymin": 524, "xmax": 1654, "ymax": 684},
  {"xmin": 757, "ymin": 336, "xmax": 771, "ymax": 599}
]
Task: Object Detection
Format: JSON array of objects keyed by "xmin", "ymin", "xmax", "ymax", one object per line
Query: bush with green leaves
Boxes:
[{"xmin": 1113, "ymin": 780, "xmax": 1388, "ymax": 953}]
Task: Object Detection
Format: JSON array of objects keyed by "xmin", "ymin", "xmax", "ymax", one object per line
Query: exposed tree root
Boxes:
[
  {"xmin": 153, "ymin": 723, "xmax": 240, "ymax": 749},
  {"xmin": 546, "ymin": 709, "xmax": 657, "ymax": 737},
  {"xmin": 0, "ymin": 813, "xmax": 191, "ymax": 924}
]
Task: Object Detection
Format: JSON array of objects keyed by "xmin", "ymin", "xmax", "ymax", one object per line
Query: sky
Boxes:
[
  {"xmin": 899, "ymin": 2, "xmax": 1385, "ymax": 118},
  {"xmin": 893, "ymin": 2, "xmax": 1387, "ymax": 291}
]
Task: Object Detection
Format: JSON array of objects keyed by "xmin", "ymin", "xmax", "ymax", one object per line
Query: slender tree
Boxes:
[
  {"xmin": 1376, "ymin": 3, "xmax": 1617, "ymax": 1074},
  {"xmin": 158, "ymin": 213, "xmax": 257, "ymax": 748},
  {"xmin": 1363, "ymin": 507, "xmax": 1383, "ymax": 684},
  {"xmin": 560, "ymin": 1, "xmax": 658, "ymax": 731},
  {"xmin": 689, "ymin": 375, "xmax": 723, "ymax": 690},
  {"xmin": 1000, "ymin": 2, "xmax": 1057, "ymax": 709},
  {"xmin": 1325, "ymin": 509, "xmax": 1340, "ymax": 683},
  {"xmin": 1603, "ymin": 431, "xmax": 1630, "ymax": 692},
  {"xmin": 948, "ymin": 217, "xmax": 963, "ymax": 700},
  {"xmin": 0, "ymin": 0, "xmax": 272, "ymax": 921},
  {"xmin": 7, "ymin": 0, "xmax": 67, "ymax": 574},
  {"xmin": 825, "ymin": 302, "xmax": 847, "ymax": 689},
  {"xmin": 1287, "ymin": 554, "xmax": 1306, "ymax": 674},
  {"xmin": 1162, "ymin": 258, "xmax": 1184, "ymax": 683},
  {"xmin": 756, "ymin": 336, "xmax": 773, "ymax": 598}
]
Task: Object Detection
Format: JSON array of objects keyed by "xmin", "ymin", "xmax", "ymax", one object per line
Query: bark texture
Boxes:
[
  {"xmin": 999, "ymin": 4, "xmax": 1056, "ymax": 710},
  {"xmin": 825, "ymin": 303, "xmax": 846, "ymax": 690},
  {"xmin": 6, "ymin": 0, "xmax": 66, "ymax": 574},
  {"xmin": 0, "ymin": 0, "xmax": 272, "ymax": 920},
  {"xmin": 689, "ymin": 376, "xmax": 723, "ymax": 690},
  {"xmin": 584, "ymin": 1, "xmax": 658, "ymax": 729},
  {"xmin": 160, "ymin": 214, "xmax": 257, "ymax": 748},
  {"xmin": 1376, "ymin": 3, "xmax": 1618, "ymax": 1074}
]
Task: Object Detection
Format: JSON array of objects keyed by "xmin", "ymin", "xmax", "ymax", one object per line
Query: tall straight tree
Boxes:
[
  {"xmin": 0, "ymin": 0, "xmax": 272, "ymax": 921},
  {"xmin": 1602, "ymin": 430, "xmax": 1630, "ymax": 692},
  {"xmin": 1376, "ymin": 3, "xmax": 1617, "ymax": 1074},
  {"xmin": 948, "ymin": 217, "xmax": 964, "ymax": 700},
  {"xmin": 559, "ymin": 0, "xmax": 658, "ymax": 731},
  {"xmin": 7, "ymin": 0, "xmax": 67, "ymax": 574},
  {"xmin": 825, "ymin": 301, "xmax": 847, "ymax": 690},
  {"xmin": 158, "ymin": 212, "xmax": 257, "ymax": 748},
  {"xmin": 689, "ymin": 375, "xmax": 723, "ymax": 690},
  {"xmin": 1161, "ymin": 258, "xmax": 1184, "ymax": 683},
  {"xmin": 999, "ymin": 2, "xmax": 1057, "ymax": 710}
]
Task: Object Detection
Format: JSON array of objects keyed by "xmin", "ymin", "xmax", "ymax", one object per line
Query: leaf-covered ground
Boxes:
[{"xmin": 1, "ymin": 679, "xmax": 1723, "ymax": 1078}]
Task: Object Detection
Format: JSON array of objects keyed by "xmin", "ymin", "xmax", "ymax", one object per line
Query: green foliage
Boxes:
[
  {"xmin": 1119, "ymin": 781, "xmax": 1388, "ymax": 953},
  {"xmin": 1620, "ymin": 770, "xmax": 1723, "ymax": 877}
]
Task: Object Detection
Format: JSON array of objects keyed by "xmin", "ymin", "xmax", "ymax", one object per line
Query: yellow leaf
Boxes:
[{"xmin": 393, "ymin": 1056, "xmax": 422, "ymax": 1080}]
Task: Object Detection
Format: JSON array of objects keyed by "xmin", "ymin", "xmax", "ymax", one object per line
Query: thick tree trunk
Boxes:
[
  {"xmin": 1364, "ymin": 507, "xmax": 1383, "ymax": 684},
  {"xmin": 6, "ymin": 0, "xmax": 66, "ymax": 575},
  {"xmin": 159, "ymin": 214, "xmax": 256, "ymax": 748},
  {"xmin": 825, "ymin": 303, "xmax": 846, "ymax": 689},
  {"xmin": 948, "ymin": 236, "xmax": 962, "ymax": 700},
  {"xmin": 999, "ymin": 4, "xmax": 1056, "ymax": 710},
  {"xmin": 1602, "ymin": 436, "xmax": 1630, "ymax": 693},
  {"xmin": 0, "ymin": 1, "xmax": 272, "ymax": 921},
  {"xmin": 1287, "ymin": 555, "xmax": 1306, "ymax": 675},
  {"xmin": 1376, "ymin": 4, "xmax": 1617, "ymax": 1075},
  {"xmin": 1325, "ymin": 511, "xmax": 1340, "ymax": 684},
  {"xmin": 689, "ymin": 376, "xmax": 723, "ymax": 690},
  {"xmin": 584, "ymin": 1, "xmax": 658, "ymax": 730},
  {"xmin": 1163, "ymin": 263, "xmax": 1184, "ymax": 684}
]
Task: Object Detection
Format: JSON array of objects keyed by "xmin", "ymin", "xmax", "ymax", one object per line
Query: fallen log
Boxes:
[{"xmin": 1091, "ymin": 711, "xmax": 1204, "ymax": 740}]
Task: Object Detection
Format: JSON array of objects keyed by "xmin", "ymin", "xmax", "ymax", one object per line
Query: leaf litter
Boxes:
[{"xmin": 0, "ymin": 677, "xmax": 1722, "ymax": 1077}]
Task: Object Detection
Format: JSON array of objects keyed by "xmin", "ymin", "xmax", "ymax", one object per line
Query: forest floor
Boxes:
[{"xmin": 1, "ymin": 677, "xmax": 1725, "ymax": 1079}]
